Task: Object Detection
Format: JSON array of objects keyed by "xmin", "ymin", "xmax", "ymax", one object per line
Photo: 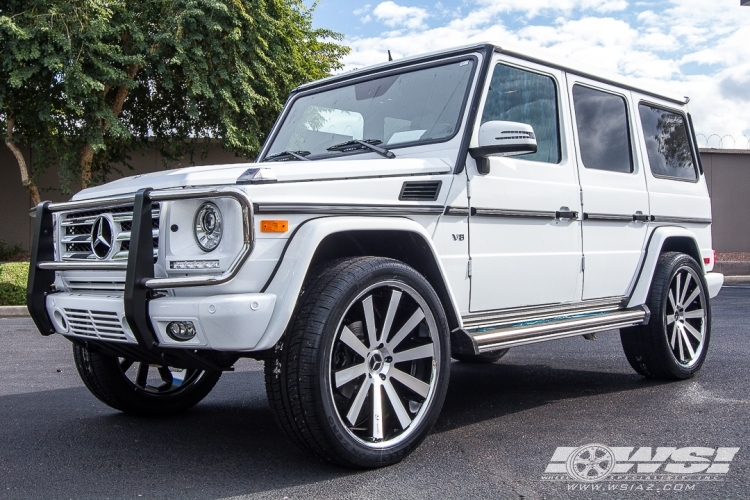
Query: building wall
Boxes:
[
  {"xmin": 2, "ymin": 146, "xmax": 749, "ymax": 253},
  {"xmin": 0, "ymin": 144, "xmax": 249, "ymax": 252},
  {"xmin": 700, "ymin": 149, "xmax": 750, "ymax": 253}
]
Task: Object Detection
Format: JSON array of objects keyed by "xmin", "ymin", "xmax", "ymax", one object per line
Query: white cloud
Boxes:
[
  {"xmin": 340, "ymin": 0, "xmax": 750, "ymax": 140},
  {"xmin": 372, "ymin": 1, "xmax": 430, "ymax": 30}
]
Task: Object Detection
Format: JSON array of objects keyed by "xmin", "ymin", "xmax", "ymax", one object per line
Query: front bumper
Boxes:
[
  {"xmin": 28, "ymin": 187, "xmax": 263, "ymax": 360},
  {"xmin": 46, "ymin": 292, "xmax": 276, "ymax": 350}
]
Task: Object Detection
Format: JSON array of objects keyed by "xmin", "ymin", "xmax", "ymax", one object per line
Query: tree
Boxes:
[{"xmin": 0, "ymin": 0, "xmax": 349, "ymax": 203}]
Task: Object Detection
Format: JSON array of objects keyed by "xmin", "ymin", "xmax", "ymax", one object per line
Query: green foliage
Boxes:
[
  {"xmin": 0, "ymin": 239, "xmax": 26, "ymax": 261},
  {"xmin": 0, "ymin": 262, "xmax": 28, "ymax": 306},
  {"xmin": 0, "ymin": 0, "xmax": 349, "ymax": 191}
]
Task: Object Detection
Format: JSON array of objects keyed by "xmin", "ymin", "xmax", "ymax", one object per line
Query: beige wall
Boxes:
[
  {"xmin": 0, "ymin": 144, "xmax": 249, "ymax": 252},
  {"xmin": 2, "ymin": 146, "xmax": 750, "ymax": 253},
  {"xmin": 700, "ymin": 149, "xmax": 750, "ymax": 253}
]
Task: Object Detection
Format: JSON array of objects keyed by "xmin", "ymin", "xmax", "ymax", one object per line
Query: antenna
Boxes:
[{"xmin": 388, "ymin": 50, "xmax": 393, "ymax": 62}]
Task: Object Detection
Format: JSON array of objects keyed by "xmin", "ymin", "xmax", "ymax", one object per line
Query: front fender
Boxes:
[
  {"xmin": 627, "ymin": 226, "xmax": 711, "ymax": 308},
  {"xmin": 252, "ymin": 216, "xmax": 461, "ymax": 351}
]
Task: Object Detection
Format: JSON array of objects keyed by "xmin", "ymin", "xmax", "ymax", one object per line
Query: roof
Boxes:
[{"xmin": 297, "ymin": 42, "xmax": 688, "ymax": 106}]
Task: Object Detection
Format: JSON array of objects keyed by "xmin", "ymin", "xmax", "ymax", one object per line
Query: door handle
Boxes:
[
  {"xmin": 556, "ymin": 207, "xmax": 579, "ymax": 220},
  {"xmin": 632, "ymin": 212, "xmax": 650, "ymax": 223}
]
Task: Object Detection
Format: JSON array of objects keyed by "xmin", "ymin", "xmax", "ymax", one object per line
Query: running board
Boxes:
[{"xmin": 455, "ymin": 306, "xmax": 650, "ymax": 354}]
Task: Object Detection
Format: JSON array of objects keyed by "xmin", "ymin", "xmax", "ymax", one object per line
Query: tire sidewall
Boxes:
[{"xmin": 313, "ymin": 261, "xmax": 451, "ymax": 467}]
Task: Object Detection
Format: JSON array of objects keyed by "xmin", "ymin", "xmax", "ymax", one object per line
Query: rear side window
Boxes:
[
  {"xmin": 572, "ymin": 85, "xmax": 633, "ymax": 173},
  {"xmin": 638, "ymin": 104, "xmax": 697, "ymax": 181},
  {"xmin": 481, "ymin": 64, "xmax": 561, "ymax": 164}
]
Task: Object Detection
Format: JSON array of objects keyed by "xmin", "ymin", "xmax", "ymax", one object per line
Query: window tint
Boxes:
[
  {"xmin": 481, "ymin": 64, "xmax": 560, "ymax": 163},
  {"xmin": 572, "ymin": 85, "xmax": 633, "ymax": 173},
  {"xmin": 638, "ymin": 104, "xmax": 697, "ymax": 180}
]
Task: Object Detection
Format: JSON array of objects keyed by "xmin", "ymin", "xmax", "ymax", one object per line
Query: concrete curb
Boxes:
[
  {"xmin": 723, "ymin": 276, "xmax": 750, "ymax": 284},
  {"xmin": 0, "ymin": 306, "xmax": 29, "ymax": 318}
]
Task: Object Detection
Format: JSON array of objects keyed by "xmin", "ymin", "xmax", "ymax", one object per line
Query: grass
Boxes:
[{"xmin": 0, "ymin": 262, "xmax": 29, "ymax": 306}]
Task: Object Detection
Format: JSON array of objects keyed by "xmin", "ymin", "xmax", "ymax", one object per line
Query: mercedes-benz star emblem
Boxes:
[{"xmin": 91, "ymin": 215, "xmax": 115, "ymax": 259}]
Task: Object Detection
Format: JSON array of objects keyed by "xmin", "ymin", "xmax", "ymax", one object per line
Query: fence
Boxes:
[{"xmin": 697, "ymin": 134, "xmax": 750, "ymax": 150}]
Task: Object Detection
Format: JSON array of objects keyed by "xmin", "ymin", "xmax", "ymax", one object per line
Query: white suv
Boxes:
[{"xmin": 28, "ymin": 43, "xmax": 723, "ymax": 468}]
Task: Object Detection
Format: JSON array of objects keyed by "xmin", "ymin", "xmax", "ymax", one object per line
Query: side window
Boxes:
[
  {"xmin": 638, "ymin": 104, "xmax": 697, "ymax": 181},
  {"xmin": 481, "ymin": 64, "xmax": 560, "ymax": 164},
  {"xmin": 572, "ymin": 85, "xmax": 633, "ymax": 173}
]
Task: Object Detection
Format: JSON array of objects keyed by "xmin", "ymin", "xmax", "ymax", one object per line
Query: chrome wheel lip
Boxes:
[
  {"xmin": 327, "ymin": 280, "xmax": 441, "ymax": 450},
  {"xmin": 665, "ymin": 265, "xmax": 707, "ymax": 368}
]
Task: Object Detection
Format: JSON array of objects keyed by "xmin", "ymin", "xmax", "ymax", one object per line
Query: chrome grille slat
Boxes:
[
  {"xmin": 62, "ymin": 276, "xmax": 127, "ymax": 294},
  {"xmin": 59, "ymin": 204, "xmax": 159, "ymax": 261}
]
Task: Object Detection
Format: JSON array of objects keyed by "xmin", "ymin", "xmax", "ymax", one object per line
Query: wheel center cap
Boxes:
[{"xmin": 368, "ymin": 352, "xmax": 384, "ymax": 372}]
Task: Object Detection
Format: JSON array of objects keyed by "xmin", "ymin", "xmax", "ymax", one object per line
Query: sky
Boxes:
[{"xmin": 310, "ymin": 0, "xmax": 750, "ymax": 148}]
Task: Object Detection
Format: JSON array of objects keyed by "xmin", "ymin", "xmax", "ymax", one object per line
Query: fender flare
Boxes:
[
  {"xmin": 252, "ymin": 216, "xmax": 462, "ymax": 351},
  {"xmin": 627, "ymin": 226, "xmax": 705, "ymax": 309}
]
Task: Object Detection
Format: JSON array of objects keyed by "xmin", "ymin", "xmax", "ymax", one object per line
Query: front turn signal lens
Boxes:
[{"xmin": 261, "ymin": 220, "xmax": 289, "ymax": 233}]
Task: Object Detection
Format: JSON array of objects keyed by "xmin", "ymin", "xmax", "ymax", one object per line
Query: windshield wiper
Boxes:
[
  {"xmin": 326, "ymin": 139, "xmax": 396, "ymax": 159},
  {"xmin": 264, "ymin": 150, "xmax": 312, "ymax": 162}
]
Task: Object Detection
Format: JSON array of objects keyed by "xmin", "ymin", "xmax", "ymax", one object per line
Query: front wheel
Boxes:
[
  {"xmin": 265, "ymin": 257, "xmax": 451, "ymax": 468},
  {"xmin": 620, "ymin": 252, "xmax": 711, "ymax": 380},
  {"xmin": 73, "ymin": 344, "xmax": 222, "ymax": 416}
]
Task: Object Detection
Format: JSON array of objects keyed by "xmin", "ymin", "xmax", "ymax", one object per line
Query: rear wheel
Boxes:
[
  {"xmin": 620, "ymin": 252, "xmax": 710, "ymax": 380},
  {"xmin": 73, "ymin": 344, "xmax": 222, "ymax": 416},
  {"xmin": 452, "ymin": 349, "xmax": 509, "ymax": 364},
  {"xmin": 264, "ymin": 257, "xmax": 451, "ymax": 468}
]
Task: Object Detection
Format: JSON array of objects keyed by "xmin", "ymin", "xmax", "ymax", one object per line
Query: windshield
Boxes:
[{"xmin": 264, "ymin": 58, "xmax": 476, "ymax": 160}]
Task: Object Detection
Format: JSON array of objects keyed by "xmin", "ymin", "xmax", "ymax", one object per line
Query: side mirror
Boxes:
[{"xmin": 469, "ymin": 121, "xmax": 538, "ymax": 174}]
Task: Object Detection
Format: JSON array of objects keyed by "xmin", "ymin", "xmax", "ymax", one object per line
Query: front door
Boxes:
[
  {"xmin": 468, "ymin": 58, "xmax": 583, "ymax": 312},
  {"xmin": 566, "ymin": 77, "xmax": 650, "ymax": 300}
]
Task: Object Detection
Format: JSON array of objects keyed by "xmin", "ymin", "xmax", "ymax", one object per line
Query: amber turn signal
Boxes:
[{"xmin": 260, "ymin": 220, "xmax": 289, "ymax": 233}]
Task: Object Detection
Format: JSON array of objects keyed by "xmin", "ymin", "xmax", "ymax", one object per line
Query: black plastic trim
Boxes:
[
  {"xmin": 26, "ymin": 202, "xmax": 56, "ymax": 336},
  {"xmin": 254, "ymin": 203, "xmax": 445, "ymax": 216},
  {"xmin": 123, "ymin": 188, "xmax": 159, "ymax": 348},
  {"xmin": 455, "ymin": 44, "xmax": 495, "ymax": 175},
  {"xmin": 399, "ymin": 180, "xmax": 443, "ymax": 201}
]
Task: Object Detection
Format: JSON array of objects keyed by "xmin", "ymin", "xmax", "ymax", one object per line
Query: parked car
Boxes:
[{"xmin": 28, "ymin": 42, "xmax": 723, "ymax": 468}]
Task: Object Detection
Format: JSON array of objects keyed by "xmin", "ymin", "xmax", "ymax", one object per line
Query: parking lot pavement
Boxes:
[{"xmin": 1, "ymin": 287, "xmax": 749, "ymax": 500}]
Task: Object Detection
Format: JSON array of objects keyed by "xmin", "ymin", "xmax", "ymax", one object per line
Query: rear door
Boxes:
[{"xmin": 566, "ymin": 77, "xmax": 650, "ymax": 300}]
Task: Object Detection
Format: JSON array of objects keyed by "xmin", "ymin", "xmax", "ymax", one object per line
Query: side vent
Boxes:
[{"xmin": 399, "ymin": 181, "xmax": 442, "ymax": 201}]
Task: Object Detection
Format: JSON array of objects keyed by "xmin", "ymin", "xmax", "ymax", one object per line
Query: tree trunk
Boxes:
[
  {"xmin": 79, "ymin": 64, "xmax": 140, "ymax": 188},
  {"xmin": 4, "ymin": 117, "xmax": 41, "ymax": 206}
]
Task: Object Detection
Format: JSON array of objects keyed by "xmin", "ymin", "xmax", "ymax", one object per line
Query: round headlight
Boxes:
[{"xmin": 194, "ymin": 202, "xmax": 223, "ymax": 252}]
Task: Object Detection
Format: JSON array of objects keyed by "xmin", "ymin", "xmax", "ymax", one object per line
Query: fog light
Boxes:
[{"xmin": 166, "ymin": 321, "xmax": 197, "ymax": 341}]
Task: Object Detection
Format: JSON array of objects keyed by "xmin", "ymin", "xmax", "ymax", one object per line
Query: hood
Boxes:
[{"xmin": 72, "ymin": 156, "xmax": 454, "ymax": 200}]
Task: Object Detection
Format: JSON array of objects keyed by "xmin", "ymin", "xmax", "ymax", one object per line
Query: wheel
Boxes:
[
  {"xmin": 620, "ymin": 252, "xmax": 711, "ymax": 380},
  {"xmin": 452, "ymin": 349, "xmax": 509, "ymax": 364},
  {"xmin": 264, "ymin": 257, "xmax": 451, "ymax": 468},
  {"xmin": 73, "ymin": 344, "xmax": 222, "ymax": 416}
]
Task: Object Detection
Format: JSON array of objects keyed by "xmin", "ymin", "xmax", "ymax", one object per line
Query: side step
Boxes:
[{"xmin": 455, "ymin": 306, "xmax": 650, "ymax": 354}]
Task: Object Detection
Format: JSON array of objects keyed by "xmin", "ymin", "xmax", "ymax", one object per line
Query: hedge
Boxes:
[{"xmin": 0, "ymin": 262, "xmax": 29, "ymax": 306}]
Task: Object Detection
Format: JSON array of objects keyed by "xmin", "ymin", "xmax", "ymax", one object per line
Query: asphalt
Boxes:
[{"xmin": 1, "ymin": 286, "xmax": 749, "ymax": 499}]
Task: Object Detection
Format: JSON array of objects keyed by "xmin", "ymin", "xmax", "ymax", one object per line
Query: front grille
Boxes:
[
  {"xmin": 63, "ymin": 308, "xmax": 130, "ymax": 342},
  {"xmin": 60, "ymin": 204, "xmax": 160, "ymax": 261}
]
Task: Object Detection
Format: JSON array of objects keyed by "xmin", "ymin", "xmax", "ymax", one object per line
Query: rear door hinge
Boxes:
[
  {"xmin": 468, "ymin": 259, "xmax": 473, "ymax": 277},
  {"xmin": 581, "ymin": 256, "xmax": 586, "ymax": 271}
]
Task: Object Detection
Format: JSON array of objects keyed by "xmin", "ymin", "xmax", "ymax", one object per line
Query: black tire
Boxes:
[
  {"xmin": 620, "ymin": 252, "xmax": 711, "ymax": 380},
  {"xmin": 73, "ymin": 344, "xmax": 222, "ymax": 416},
  {"xmin": 452, "ymin": 349, "xmax": 509, "ymax": 364},
  {"xmin": 264, "ymin": 257, "xmax": 451, "ymax": 468}
]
